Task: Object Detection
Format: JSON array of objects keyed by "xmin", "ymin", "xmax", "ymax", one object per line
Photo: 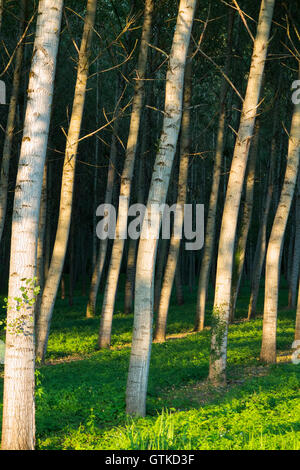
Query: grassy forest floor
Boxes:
[{"xmin": 0, "ymin": 278, "xmax": 299, "ymax": 450}]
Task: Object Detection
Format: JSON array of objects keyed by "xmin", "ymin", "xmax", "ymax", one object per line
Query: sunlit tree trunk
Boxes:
[
  {"xmin": 36, "ymin": 0, "xmax": 97, "ymax": 361},
  {"xmin": 0, "ymin": 0, "xmax": 26, "ymax": 245},
  {"xmin": 209, "ymin": 0, "xmax": 275, "ymax": 385},
  {"xmin": 229, "ymin": 119, "xmax": 259, "ymax": 322},
  {"xmin": 195, "ymin": 10, "xmax": 234, "ymax": 332},
  {"xmin": 98, "ymin": 0, "xmax": 154, "ymax": 348},
  {"xmin": 260, "ymin": 81, "xmax": 300, "ymax": 363},
  {"xmin": 288, "ymin": 173, "xmax": 300, "ymax": 308},
  {"xmin": 1, "ymin": 0, "xmax": 63, "ymax": 450},
  {"xmin": 86, "ymin": 73, "xmax": 121, "ymax": 318},
  {"xmin": 154, "ymin": 54, "xmax": 192, "ymax": 343},
  {"xmin": 126, "ymin": 0, "xmax": 196, "ymax": 417}
]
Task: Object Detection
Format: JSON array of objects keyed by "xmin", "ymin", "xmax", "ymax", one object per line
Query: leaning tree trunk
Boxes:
[
  {"xmin": 126, "ymin": 0, "xmax": 196, "ymax": 417},
  {"xmin": 288, "ymin": 172, "xmax": 300, "ymax": 308},
  {"xmin": 209, "ymin": 0, "xmax": 275, "ymax": 385},
  {"xmin": 229, "ymin": 118, "xmax": 260, "ymax": 322},
  {"xmin": 98, "ymin": 0, "xmax": 154, "ymax": 349},
  {"xmin": 86, "ymin": 72, "xmax": 122, "ymax": 318},
  {"xmin": 260, "ymin": 78, "xmax": 300, "ymax": 363},
  {"xmin": 0, "ymin": 0, "xmax": 26, "ymax": 245},
  {"xmin": 154, "ymin": 53, "xmax": 192, "ymax": 343},
  {"xmin": 36, "ymin": 0, "xmax": 97, "ymax": 362},
  {"xmin": 195, "ymin": 10, "xmax": 234, "ymax": 332},
  {"xmin": 1, "ymin": 0, "xmax": 63, "ymax": 450}
]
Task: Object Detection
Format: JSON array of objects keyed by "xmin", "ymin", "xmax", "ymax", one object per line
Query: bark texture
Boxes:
[
  {"xmin": 1, "ymin": 0, "xmax": 63, "ymax": 450},
  {"xmin": 209, "ymin": 0, "xmax": 275, "ymax": 385},
  {"xmin": 126, "ymin": 0, "xmax": 196, "ymax": 417}
]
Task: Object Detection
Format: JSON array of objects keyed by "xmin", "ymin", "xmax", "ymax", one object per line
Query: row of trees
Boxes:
[{"xmin": 0, "ymin": 0, "xmax": 299, "ymax": 449}]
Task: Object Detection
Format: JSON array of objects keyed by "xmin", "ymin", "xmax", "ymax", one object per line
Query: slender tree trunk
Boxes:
[
  {"xmin": 288, "ymin": 173, "xmax": 300, "ymax": 308},
  {"xmin": 175, "ymin": 260, "xmax": 184, "ymax": 305},
  {"xmin": 154, "ymin": 54, "xmax": 192, "ymax": 343},
  {"xmin": 260, "ymin": 75, "xmax": 300, "ymax": 363},
  {"xmin": 209, "ymin": 0, "xmax": 275, "ymax": 385},
  {"xmin": 0, "ymin": 0, "xmax": 26, "ymax": 244},
  {"xmin": 98, "ymin": 0, "xmax": 154, "ymax": 348},
  {"xmin": 0, "ymin": 0, "xmax": 3, "ymax": 33},
  {"xmin": 1, "ymin": 0, "xmax": 63, "ymax": 450},
  {"xmin": 36, "ymin": 0, "xmax": 97, "ymax": 361},
  {"xmin": 153, "ymin": 238, "xmax": 169, "ymax": 312},
  {"xmin": 295, "ymin": 277, "xmax": 300, "ymax": 341},
  {"xmin": 126, "ymin": 0, "xmax": 196, "ymax": 417},
  {"xmin": 36, "ymin": 162, "xmax": 47, "ymax": 290},
  {"xmin": 86, "ymin": 72, "xmax": 122, "ymax": 318},
  {"xmin": 229, "ymin": 118, "xmax": 260, "ymax": 322},
  {"xmin": 247, "ymin": 112, "xmax": 279, "ymax": 319},
  {"xmin": 195, "ymin": 10, "xmax": 234, "ymax": 331},
  {"xmin": 124, "ymin": 105, "xmax": 148, "ymax": 314}
]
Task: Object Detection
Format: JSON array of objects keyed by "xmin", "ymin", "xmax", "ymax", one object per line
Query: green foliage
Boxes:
[{"xmin": 0, "ymin": 281, "xmax": 299, "ymax": 450}]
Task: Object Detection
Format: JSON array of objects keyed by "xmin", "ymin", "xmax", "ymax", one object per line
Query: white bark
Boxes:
[
  {"xmin": 1, "ymin": 0, "xmax": 63, "ymax": 450},
  {"xmin": 209, "ymin": 0, "xmax": 275, "ymax": 385},
  {"xmin": 195, "ymin": 10, "xmax": 234, "ymax": 331},
  {"xmin": 126, "ymin": 0, "xmax": 196, "ymax": 417},
  {"xmin": 98, "ymin": 0, "xmax": 154, "ymax": 348},
  {"xmin": 154, "ymin": 55, "xmax": 191, "ymax": 343},
  {"xmin": 36, "ymin": 0, "xmax": 97, "ymax": 361}
]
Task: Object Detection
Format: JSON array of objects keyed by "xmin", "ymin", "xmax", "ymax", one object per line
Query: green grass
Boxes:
[{"xmin": 0, "ymin": 278, "xmax": 299, "ymax": 450}]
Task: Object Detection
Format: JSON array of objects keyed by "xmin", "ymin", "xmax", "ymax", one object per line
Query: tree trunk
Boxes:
[
  {"xmin": 1, "ymin": 0, "xmax": 63, "ymax": 450},
  {"xmin": 86, "ymin": 72, "xmax": 122, "ymax": 318},
  {"xmin": 295, "ymin": 277, "xmax": 300, "ymax": 341},
  {"xmin": 124, "ymin": 105, "xmax": 149, "ymax": 314},
  {"xmin": 0, "ymin": 0, "xmax": 26, "ymax": 245},
  {"xmin": 36, "ymin": 0, "xmax": 97, "ymax": 362},
  {"xmin": 229, "ymin": 118, "xmax": 260, "ymax": 322},
  {"xmin": 260, "ymin": 72, "xmax": 300, "ymax": 363},
  {"xmin": 154, "ymin": 53, "xmax": 192, "ymax": 343},
  {"xmin": 126, "ymin": 0, "xmax": 196, "ymax": 417},
  {"xmin": 288, "ymin": 172, "xmax": 300, "ymax": 308},
  {"xmin": 98, "ymin": 0, "xmax": 154, "ymax": 348},
  {"xmin": 195, "ymin": 10, "xmax": 234, "ymax": 331},
  {"xmin": 209, "ymin": 0, "xmax": 275, "ymax": 385},
  {"xmin": 247, "ymin": 107, "xmax": 279, "ymax": 319}
]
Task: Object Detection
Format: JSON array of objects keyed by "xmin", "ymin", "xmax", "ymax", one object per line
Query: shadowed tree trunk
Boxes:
[
  {"xmin": 1, "ymin": 0, "xmax": 63, "ymax": 450},
  {"xmin": 86, "ymin": 72, "xmax": 122, "ymax": 318},
  {"xmin": 36, "ymin": 0, "xmax": 97, "ymax": 362},
  {"xmin": 209, "ymin": 0, "xmax": 275, "ymax": 385},
  {"xmin": 288, "ymin": 172, "xmax": 300, "ymax": 308},
  {"xmin": 247, "ymin": 105, "xmax": 279, "ymax": 319},
  {"xmin": 126, "ymin": 0, "xmax": 196, "ymax": 417},
  {"xmin": 295, "ymin": 277, "xmax": 300, "ymax": 341},
  {"xmin": 98, "ymin": 0, "xmax": 154, "ymax": 348},
  {"xmin": 229, "ymin": 118, "xmax": 260, "ymax": 322},
  {"xmin": 0, "ymin": 0, "xmax": 26, "ymax": 245}
]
